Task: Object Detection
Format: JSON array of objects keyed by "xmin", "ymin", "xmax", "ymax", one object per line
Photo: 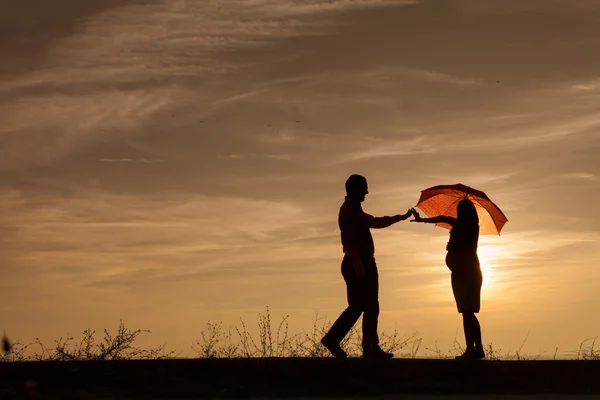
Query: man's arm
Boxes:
[{"xmin": 364, "ymin": 209, "xmax": 413, "ymax": 229}]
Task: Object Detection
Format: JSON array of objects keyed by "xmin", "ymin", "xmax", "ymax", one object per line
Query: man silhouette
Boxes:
[{"xmin": 321, "ymin": 174, "xmax": 412, "ymax": 359}]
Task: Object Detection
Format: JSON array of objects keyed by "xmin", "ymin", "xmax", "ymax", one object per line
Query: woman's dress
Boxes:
[{"xmin": 444, "ymin": 223, "xmax": 482, "ymax": 313}]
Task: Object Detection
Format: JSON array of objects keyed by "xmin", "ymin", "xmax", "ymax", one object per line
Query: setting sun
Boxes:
[{"xmin": 478, "ymin": 244, "xmax": 499, "ymax": 286}]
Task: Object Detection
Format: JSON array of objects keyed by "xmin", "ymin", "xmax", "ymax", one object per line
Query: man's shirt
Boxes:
[{"xmin": 338, "ymin": 198, "xmax": 399, "ymax": 257}]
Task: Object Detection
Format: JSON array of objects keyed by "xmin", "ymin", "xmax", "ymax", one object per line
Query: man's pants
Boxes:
[{"xmin": 323, "ymin": 254, "xmax": 379, "ymax": 349}]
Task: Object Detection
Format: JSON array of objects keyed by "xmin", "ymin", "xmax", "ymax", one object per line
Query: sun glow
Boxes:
[{"xmin": 478, "ymin": 244, "xmax": 500, "ymax": 287}]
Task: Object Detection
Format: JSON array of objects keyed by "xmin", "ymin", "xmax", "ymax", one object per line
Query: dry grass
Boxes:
[
  {"xmin": 1, "ymin": 321, "xmax": 175, "ymax": 362},
  {"xmin": 1, "ymin": 308, "xmax": 599, "ymax": 361},
  {"xmin": 191, "ymin": 307, "xmax": 422, "ymax": 358},
  {"xmin": 575, "ymin": 336, "xmax": 600, "ymax": 360}
]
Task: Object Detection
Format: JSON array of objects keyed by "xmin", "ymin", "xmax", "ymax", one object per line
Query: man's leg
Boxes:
[
  {"xmin": 322, "ymin": 258, "xmax": 365, "ymax": 357},
  {"xmin": 362, "ymin": 260, "xmax": 393, "ymax": 358},
  {"xmin": 361, "ymin": 273, "xmax": 379, "ymax": 349}
]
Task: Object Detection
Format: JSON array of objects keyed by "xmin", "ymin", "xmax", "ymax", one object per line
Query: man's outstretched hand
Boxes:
[{"xmin": 396, "ymin": 208, "xmax": 414, "ymax": 221}]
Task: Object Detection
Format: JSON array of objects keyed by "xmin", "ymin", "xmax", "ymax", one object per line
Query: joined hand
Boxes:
[{"xmin": 410, "ymin": 208, "xmax": 424, "ymax": 222}]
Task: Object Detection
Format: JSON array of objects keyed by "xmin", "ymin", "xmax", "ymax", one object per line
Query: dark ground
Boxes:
[{"xmin": 1, "ymin": 358, "xmax": 600, "ymax": 399}]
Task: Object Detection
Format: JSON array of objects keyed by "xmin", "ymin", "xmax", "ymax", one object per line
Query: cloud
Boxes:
[
  {"xmin": 439, "ymin": 99, "xmax": 600, "ymax": 153},
  {"xmin": 0, "ymin": 186, "xmax": 337, "ymax": 289},
  {"xmin": 0, "ymin": 0, "xmax": 419, "ymax": 171},
  {"xmin": 0, "ymin": 89, "xmax": 176, "ymax": 170},
  {"xmin": 336, "ymin": 135, "xmax": 438, "ymax": 162},
  {"xmin": 100, "ymin": 158, "xmax": 165, "ymax": 163},
  {"xmin": 419, "ymin": 172, "xmax": 519, "ymax": 187},
  {"xmin": 266, "ymin": 154, "xmax": 296, "ymax": 161},
  {"xmin": 224, "ymin": 154, "xmax": 245, "ymax": 159},
  {"xmin": 259, "ymin": 130, "xmax": 297, "ymax": 145},
  {"xmin": 2, "ymin": 0, "xmax": 418, "ymax": 93},
  {"xmin": 555, "ymin": 173, "xmax": 598, "ymax": 181},
  {"xmin": 454, "ymin": 0, "xmax": 600, "ymax": 15},
  {"xmin": 570, "ymin": 78, "xmax": 600, "ymax": 91},
  {"xmin": 362, "ymin": 67, "xmax": 483, "ymax": 86},
  {"xmin": 216, "ymin": 153, "xmax": 295, "ymax": 161}
]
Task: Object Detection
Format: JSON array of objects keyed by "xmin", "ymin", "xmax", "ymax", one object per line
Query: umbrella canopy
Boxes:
[{"xmin": 415, "ymin": 183, "xmax": 508, "ymax": 235}]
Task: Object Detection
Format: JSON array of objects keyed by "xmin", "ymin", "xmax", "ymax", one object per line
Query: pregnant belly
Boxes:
[{"xmin": 445, "ymin": 251, "xmax": 480, "ymax": 272}]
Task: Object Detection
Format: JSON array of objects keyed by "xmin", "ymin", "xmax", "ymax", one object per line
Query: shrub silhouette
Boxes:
[
  {"xmin": 1, "ymin": 320, "xmax": 175, "ymax": 361},
  {"xmin": 192, "ymin": 307, "xmax": 422, "ymax": 358},
  {"xmin": 2, "ymin": 309, "xmax": 598, "ymax": 360}
]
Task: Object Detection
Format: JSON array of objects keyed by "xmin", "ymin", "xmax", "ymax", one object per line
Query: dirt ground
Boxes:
[
  {"xmin": 3, "ymin": 358, "xmax": 600, "ymax": 399},
  {"xmin": 159, "ymin": 397, "xmax": 600, "ymax": 400}
]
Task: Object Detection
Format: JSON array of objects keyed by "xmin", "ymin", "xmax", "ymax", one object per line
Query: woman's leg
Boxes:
[
  {"xmin": 462, "ymin": 312, "xmax": 476, "ymax": 351},
  {"xmin": 471, "ymin": 266, "xmax": 484, "ymax": 357},
  {"xmin": 460, "ymin": 312, "xmax": 484, "ymax": 359},
  {"xmin": 472, "ymin": 314, "xmax": 482, "ymax": 349},
  {"xmin": 452, "ymin": 256, "xmax": 485, "ymax": 360},
  {"xmin": 472, "ymin": 314, "xmax": 484, "ymax": 358}
]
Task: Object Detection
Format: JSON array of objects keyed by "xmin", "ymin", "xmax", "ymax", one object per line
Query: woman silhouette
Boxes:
[{"xmin": 411, "ymin": 199, "xmax": 485, "ymax": 360}]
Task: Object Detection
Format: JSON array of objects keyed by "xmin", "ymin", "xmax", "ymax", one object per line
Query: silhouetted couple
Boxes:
[{"xmin": 321, "ymin": 174, "xmax": 485, "ymax": 360}]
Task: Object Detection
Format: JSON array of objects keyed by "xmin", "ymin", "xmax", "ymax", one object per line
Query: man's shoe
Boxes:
[
  {"xmin": 363, "ymin": 345, "xmax": 394, "ymax": 359},
  {"xmin": 321, "ymin": 337, "xmax": 348, "ymax": 358}
]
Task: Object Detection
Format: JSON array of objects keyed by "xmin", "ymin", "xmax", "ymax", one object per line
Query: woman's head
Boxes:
[{"xmin": 457, "ymin": 198, "xmax": 479, "ymax": 226}]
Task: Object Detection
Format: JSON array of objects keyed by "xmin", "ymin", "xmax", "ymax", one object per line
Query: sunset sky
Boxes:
[{"xmin": 1, "ymin": 0, "xmax": 599, "ymax": 358}]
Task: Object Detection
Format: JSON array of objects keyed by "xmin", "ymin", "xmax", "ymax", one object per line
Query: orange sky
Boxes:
[{"xmin": 1, "ymin": 0, "xmax": 599, "ymax": 358}]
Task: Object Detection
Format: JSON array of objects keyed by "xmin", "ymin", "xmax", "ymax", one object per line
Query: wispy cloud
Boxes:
[
  {"xmin": 337, "ymin": 135, "xmax": 438, "ymax": 162},
  {"xmin": 570, "ymin": 78, "xmax": 600, "ymax": 91},
  {"xmin": 555, "ymin": 173, "xmax": 598, "ymax": 181},
  {"xmin": 218, "ymin": 154, "xmax": 246, "ymax": 160},
  {"xmin": 217, "ymin": 153, "xmax": 295, "ymax": 161},
  {"xmin": 2, "ymin": 0, "xmax": 417, "ymax": 93},
  {"xmin": 362, "ymin": 67, "xmax": 483, "ymax": 86},
  {"xmin": 0, "ymin": 186, "xmax": 333, "ymax": 287},
  {"xmin": 100, "ymin": 158, "xmax": 165, "ymax": 163},
  {"xmin": 0, "ymin": 89, "xmax": 176, "ymax": 170},
  {"xmin": 443, "ymin": 106, "xmax": 600, "ymax": 152},
  {"xmin": 0, "ymin": 0, "xmax": 418, "ymax": 171},
  {"xmin": 266, "ymin": 154, "xmax": 296, "ymax": 161},
  {"xmin": 421, "ymin": 172, "xmax": 519, "ymax": 187}
]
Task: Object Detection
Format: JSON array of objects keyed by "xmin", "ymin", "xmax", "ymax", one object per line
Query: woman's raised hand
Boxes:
[{"xmin": 410, "ymin": 208, "xmax": 424, "ymax": 222}]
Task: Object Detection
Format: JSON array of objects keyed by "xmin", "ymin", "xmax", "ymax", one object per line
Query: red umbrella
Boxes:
[{"xmin": 415, "ymin": 183, "xmax": 508, "ymax": 235}]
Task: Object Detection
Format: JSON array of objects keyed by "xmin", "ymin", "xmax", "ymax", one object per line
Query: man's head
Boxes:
[{"xmin": 345, "ymin": 174, "xmax": 368, "ymax": 202}]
